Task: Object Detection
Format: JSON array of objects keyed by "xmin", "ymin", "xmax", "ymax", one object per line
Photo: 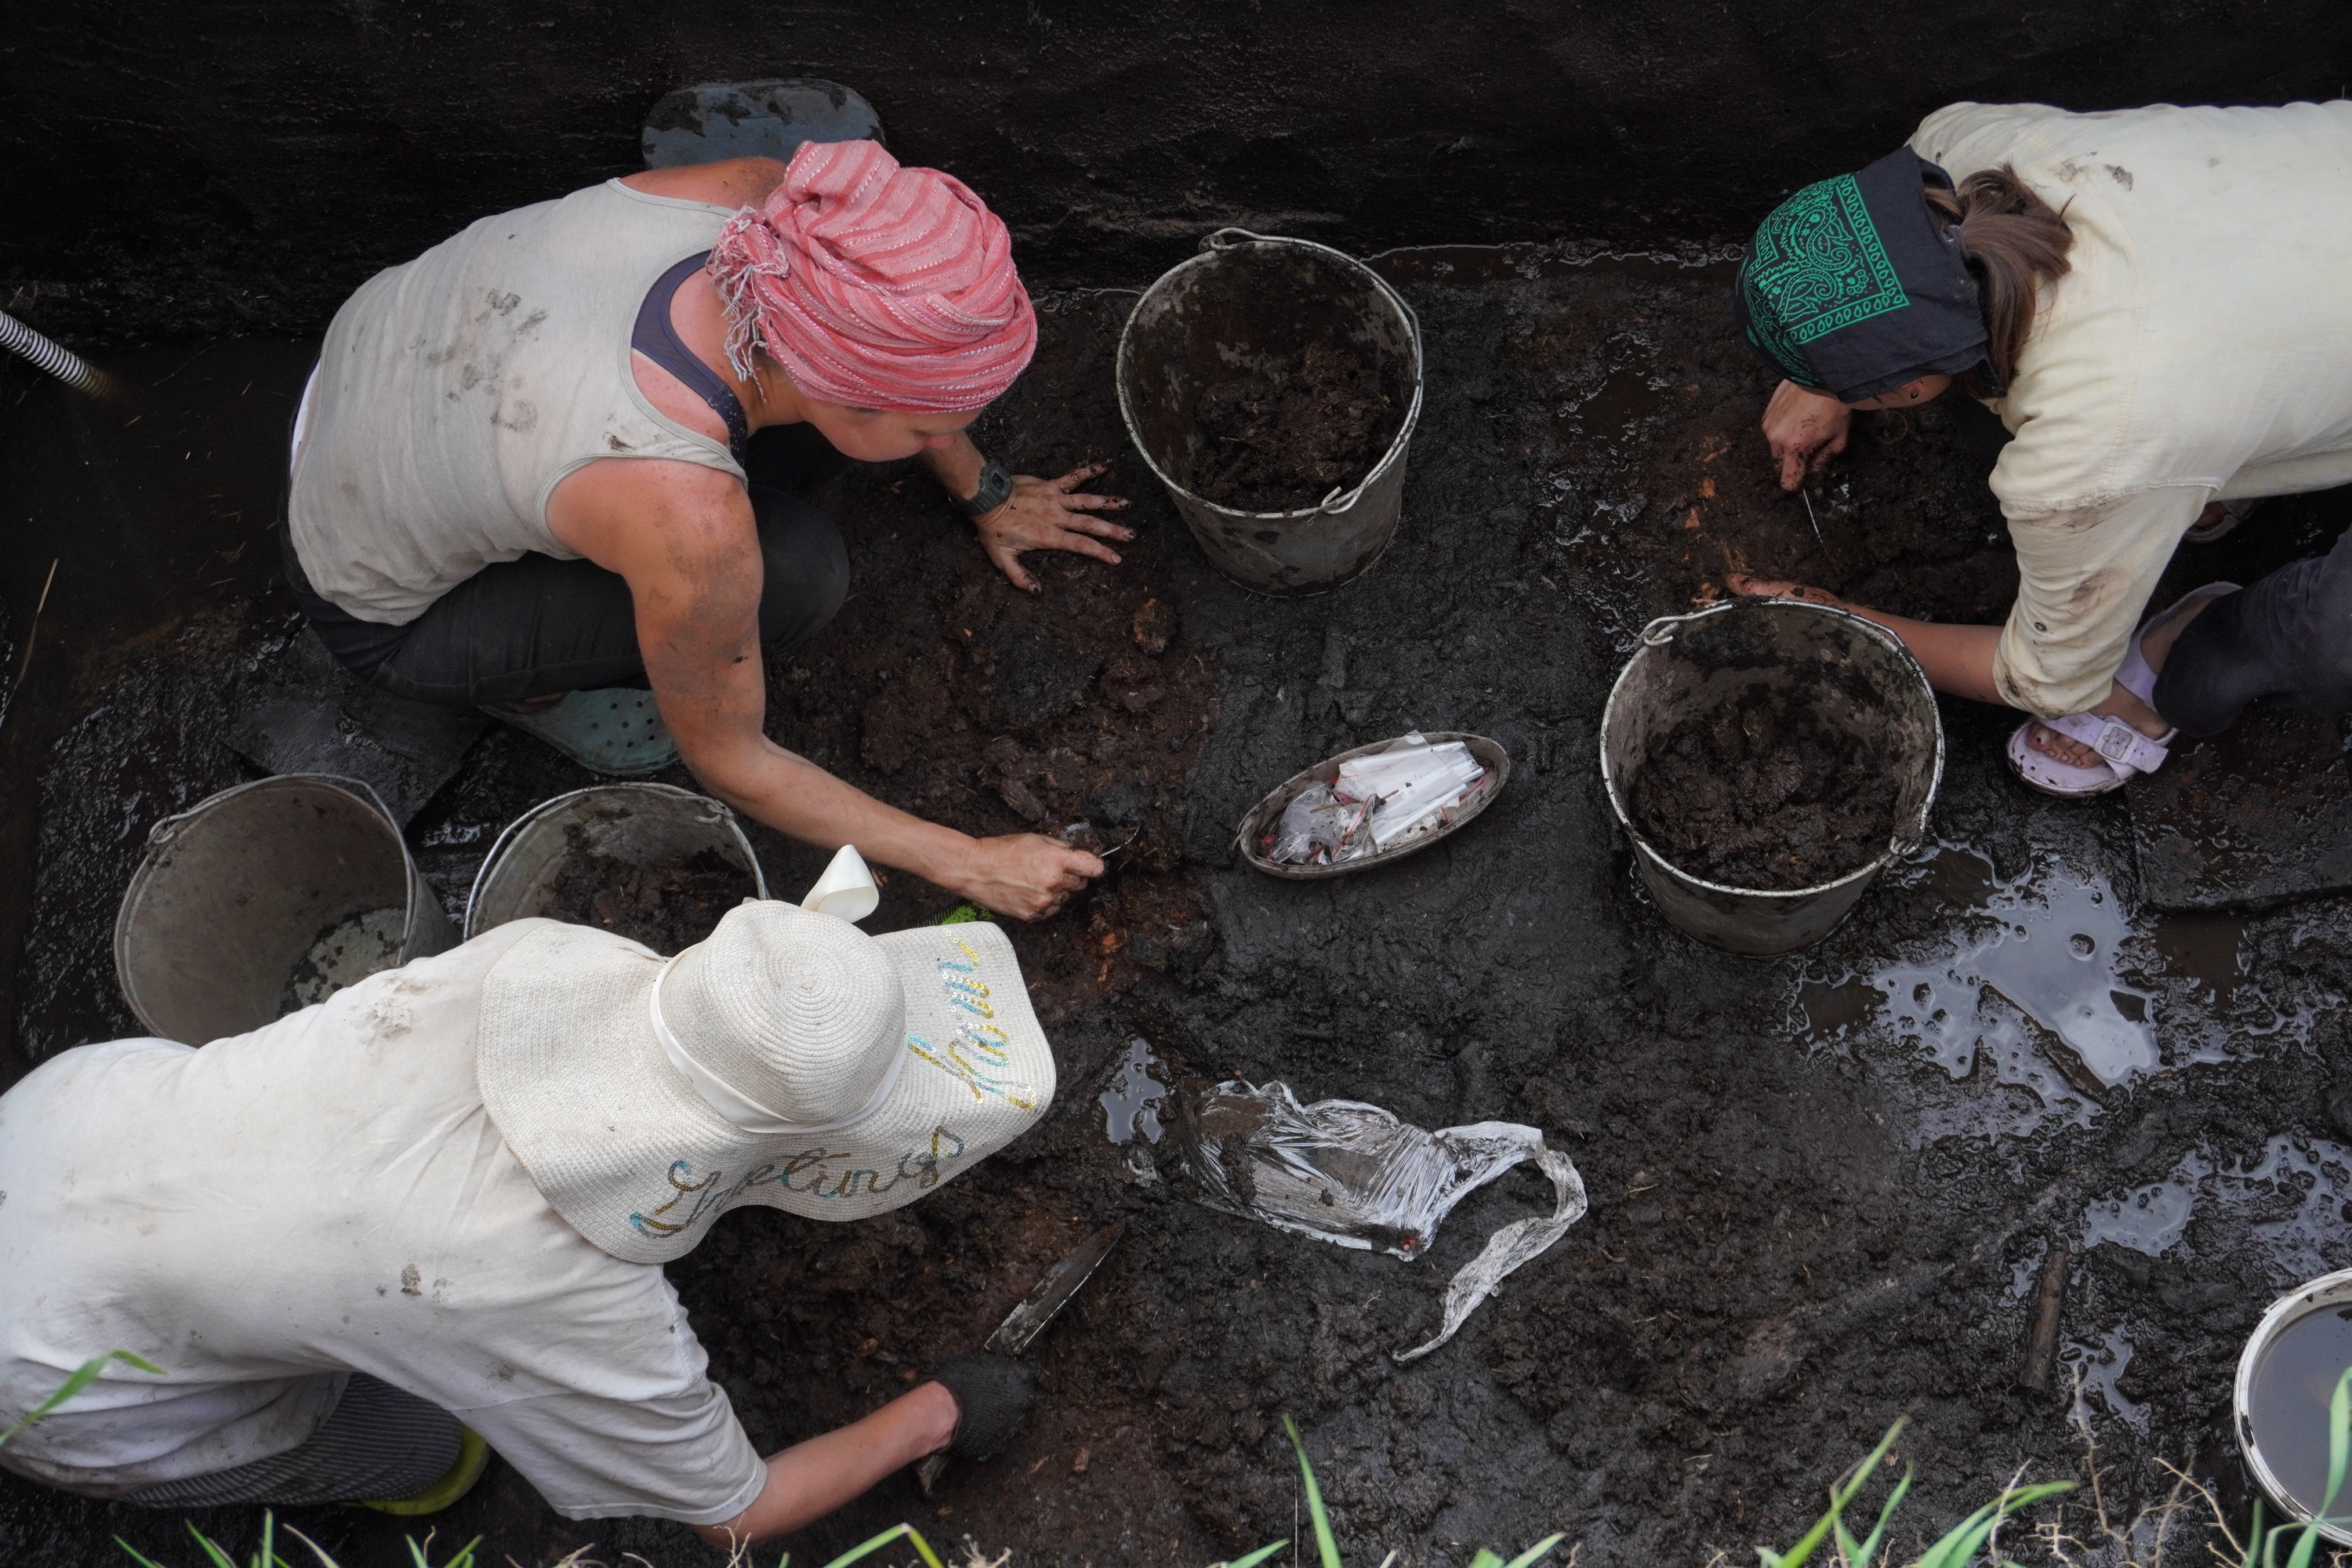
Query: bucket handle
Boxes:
[
  {"xmin": 1635, "ymin": 610, "xmax": 1709, "ymax": 646},
  {"xmin": 1196, "ymin": 228, "xmax": 1425, "ymax": 517}
]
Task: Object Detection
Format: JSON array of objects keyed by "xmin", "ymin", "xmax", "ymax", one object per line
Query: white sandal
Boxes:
[{"xmin": 2005, "ymin": 581, "xmax": 2241, "ymax": 798}]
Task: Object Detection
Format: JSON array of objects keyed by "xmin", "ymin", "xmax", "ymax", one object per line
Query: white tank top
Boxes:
[{"xmin": 289, "ymin": 180, "xmax": 746, "ymax": 625}]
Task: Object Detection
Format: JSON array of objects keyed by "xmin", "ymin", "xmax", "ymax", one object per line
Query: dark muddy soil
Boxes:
[
  {"xmin": 9, "ymin": 260, "xmax": 2352, "ymax": 1568},
  {"xmin": 1191, "ymin": 340, "xmax": 1401, "ymax": 513},
  {"xmin": 1628, "ymin": 688, "xmax": 1895, "ymax": 889},
  {"xmin": 539, "ymin": 837, "xmax": 753, "ymax": 955}
]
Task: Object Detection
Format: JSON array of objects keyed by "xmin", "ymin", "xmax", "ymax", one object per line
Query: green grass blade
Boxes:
[
  {"xmin": 1497, "ymin": 1533, "xmax": 1568, "ymax": 1568},
  {"xmin": 1843, "ymin": 1467, "xmax": 1913, "ymax": 1568},
  {"xmin": 1221, "ymin": 1544, "xmax": 1291, "ymax": 1568},
  {"xmin": 2276, "ymin": 1367, "xmax": 2352, "ymax": 1568},
  {"xmin": 1467, "ymin": 1553, "xmax": 1505, "ymax": 1568},
  {"xmin": 113, "ymin": 1541, "xmax": 169, "ymax": 1568},
  {"xmin": 1758, "ymin": 1420, "xmax": 1906, "ymax": 1568},
  {"xmin": 176, "ymin": 1519, "xmax": 243, "ymax": 1568},
  {"xmin": 1911, "ymin": 1481, "xmax": 2072, "ymax": 1568},
  {"xmin": 817, "ymin": 1523, "xmax": 945, "ymax": 1568},
  {"xmin": 1283, "ymin": 1416, "xmax": 1344, "ymax": 1568},
  {"xmin": 0, "ymin": 1350, "xmax": 165, "ymax": 1447}
]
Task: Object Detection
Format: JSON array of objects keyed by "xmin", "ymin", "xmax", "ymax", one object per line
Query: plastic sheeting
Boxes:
[
  {"xmin": 1175, "ymin": 1080, "xmax": 1588, "ymax": 1361},
  {"xmin": 1267, "ymin": 733, "xmax": 1486, "ymax": 866}
]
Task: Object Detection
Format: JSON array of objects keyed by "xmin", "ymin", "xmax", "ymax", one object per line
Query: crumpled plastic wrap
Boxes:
[
  {"xmin": 1265, "ymin": 733, "xmax": 1487, "ymax": 866},
  {"xmin": 1174, "ymin": 1080, "xmax": 1588, "ymax": 1361}
]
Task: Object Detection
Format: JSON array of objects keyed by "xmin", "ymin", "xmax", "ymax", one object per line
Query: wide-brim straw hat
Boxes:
[{"xmin": 476, "ymin": 902, "xmax": 1053, "ymax": 1264}]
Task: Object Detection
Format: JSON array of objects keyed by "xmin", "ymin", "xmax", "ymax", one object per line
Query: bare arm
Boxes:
[
  {"xmin": 548, "ymin": 458, "xmax": 1100, "ymax": 917},
  {"xmin": 695, "ymin": 1382, "xmax": 956, "ymax": 1549}
]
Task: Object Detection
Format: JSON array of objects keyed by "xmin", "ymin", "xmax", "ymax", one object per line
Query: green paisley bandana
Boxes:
[{"xmin": 1733, "ymin": 148, "xmax": 1991, "ymax": 402}]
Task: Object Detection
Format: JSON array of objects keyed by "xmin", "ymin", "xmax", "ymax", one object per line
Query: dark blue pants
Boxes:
[
  {"xmin": 2154, "ymin": 521, "xmax": 2352, "ymax": 738},
  {"xmin": 286, "ymin": 423, "xmax": 851, "ymax": 709}
]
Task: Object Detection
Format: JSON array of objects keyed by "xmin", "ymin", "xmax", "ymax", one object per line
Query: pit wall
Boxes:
[{"xmin": 4, "ymin": 0, "xmax": 2351, "ymax": 345}]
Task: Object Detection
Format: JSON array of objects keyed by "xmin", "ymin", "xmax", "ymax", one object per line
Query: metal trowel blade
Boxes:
[{"xmin": 985, "ymin": 1221, "xmax": 1124, "ymax": 1358}]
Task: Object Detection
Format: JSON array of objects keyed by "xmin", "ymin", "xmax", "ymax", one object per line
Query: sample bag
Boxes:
[{"xmin": 1176, "ymin": 1080, "xmax": 1587, "ymax": 1361}]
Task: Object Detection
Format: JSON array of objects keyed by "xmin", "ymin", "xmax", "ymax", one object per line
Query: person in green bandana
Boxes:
[{"xmin": 1730, "ymin": 100, "xmax": 2352, "ymax": 798}]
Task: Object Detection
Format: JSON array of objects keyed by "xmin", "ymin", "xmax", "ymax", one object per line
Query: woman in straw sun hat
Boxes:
[
  {"xmin": 0, "ymin": 898, "xmax": 1052, "ymax": 1546},
  {"xmin": 284, "ymin": 129, "xmax": 1121, "ymax": 918}
]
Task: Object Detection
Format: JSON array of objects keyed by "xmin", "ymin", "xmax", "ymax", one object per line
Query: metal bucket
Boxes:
[
  {"xmin": 1116, "ymin": 228, "xmax": 1423, "ymax": 596},
  {"xmin": 463, "ymin": 782, "xmax": 767, "ymax": 940},
  {"xmin": 2235, "ymin": 1267, "xmax": 2352, "ymax": 1547},
  {"xmin": 114, "ymin": 774, "xmax": 455, "ymax": 1044},
  {"xmin": 1599, "ymin": 599, "xmax": 1944, "ymax": 956}
]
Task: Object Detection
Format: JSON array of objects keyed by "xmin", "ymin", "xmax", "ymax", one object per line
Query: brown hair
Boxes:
[{"xmin": 1923, "ymin": 165, "xmax": 2074, "ymax": 396}]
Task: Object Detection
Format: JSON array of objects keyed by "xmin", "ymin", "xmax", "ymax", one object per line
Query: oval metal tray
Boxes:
[{"xmin": 1233, "ymin": 731, "xmax": 1512, "ymax": 880}]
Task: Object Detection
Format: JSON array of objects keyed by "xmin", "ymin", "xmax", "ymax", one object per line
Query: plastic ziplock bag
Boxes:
[{"xmin": 1175, "ymin": 1080, "xmax": 1588, "ymax": 1361}]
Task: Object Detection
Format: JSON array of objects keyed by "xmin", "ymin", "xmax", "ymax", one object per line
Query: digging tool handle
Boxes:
[{"xmin": 2017, "ymin": 1235, "xmax": 2069, "ymax": 1392}]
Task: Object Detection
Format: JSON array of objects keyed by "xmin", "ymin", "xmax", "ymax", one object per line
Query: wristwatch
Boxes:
[{"xmin": 956, "ymin": 459, "xmax": 1013, "ymax": 518}]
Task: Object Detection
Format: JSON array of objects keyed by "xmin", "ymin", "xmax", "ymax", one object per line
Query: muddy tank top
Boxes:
[{"xmin": 288, "ymin": 181, "xmax": 746, "ymax": 625}]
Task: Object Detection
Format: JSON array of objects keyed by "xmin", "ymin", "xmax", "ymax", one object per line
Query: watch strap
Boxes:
[{"xmin": 957, "ymin": 459, "xmax": 1013, "ymax": 517}]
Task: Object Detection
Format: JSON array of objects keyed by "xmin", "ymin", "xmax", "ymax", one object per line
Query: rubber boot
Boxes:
[
  {"xmin": 642, "ymin": 79, "xmax": 884, "ymax": 169},
  {"xmin": 482, "ymin": 690, "xmax": 679, "ymax": 775}
]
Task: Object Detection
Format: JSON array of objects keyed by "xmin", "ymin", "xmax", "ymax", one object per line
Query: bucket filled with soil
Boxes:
[
  {"xmin": 1599, "ymin": 599, "xmax": 1942, "ymax": 956},
  {"xmin": 114, "ymin": 773, "xmax": 455, "ymax": 1044},
  {"xmin": 464, "ymin": 782, "xmax": 767, "ymax": 954},
  {"xmin": 1117, "ymin": 228, "xmax": 1421, "ymax": 595},
  {"xmin": 2236, "ymin": 1268, "xmax": 2352, "ymax": 1547}
]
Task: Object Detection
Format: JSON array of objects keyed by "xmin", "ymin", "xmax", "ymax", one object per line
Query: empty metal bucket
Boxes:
[
  {"xmin": 1116, "ymin": 228, "xmax": 1423, "ymax": 596},
  {"xmin": 114, "ymin": 773, "xmax": 455, "ymax": 1044},
  {"xmin": 1599, "ymin": 599, "xmax": 1944, "ymax": 956},
  {"xmin": 464, "ymin": 782, "xmax": 767, "ymax": 939}
]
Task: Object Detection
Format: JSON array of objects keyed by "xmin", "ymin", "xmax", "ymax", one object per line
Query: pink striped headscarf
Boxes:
[{"xmin": 706, "ymin": 140, "xmax": 1037, "ymax": 414}]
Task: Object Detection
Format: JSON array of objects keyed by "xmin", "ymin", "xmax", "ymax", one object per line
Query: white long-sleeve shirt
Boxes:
[
  {"xmin": 1911, "ymin": 100, "xmax": 2352, "ymax": 715},
  {"xmin": 0, "ymin": 926, "xmax": 765, "ymax": 1524}
]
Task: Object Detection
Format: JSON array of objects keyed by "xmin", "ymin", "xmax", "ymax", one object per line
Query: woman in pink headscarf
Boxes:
[{"xmin": 285, "ymin": 140, "xmax": 1120, "ymax": 918}]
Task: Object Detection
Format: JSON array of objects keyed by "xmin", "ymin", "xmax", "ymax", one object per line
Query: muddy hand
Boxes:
[
  {"xmin": 1724, "ymin": 574, "xmax": 1849, "ymax": 608},
  {"xmin": 975, "ymin": 462, "xmax": 1133, "ymax": 593},
  {"xmin": 1761, "ymin": 380, "xmax": 1851, "ymax": 492},
  {"xmin": 956, "ymin": 833, "xmax": 1103, "ymax": 920}
]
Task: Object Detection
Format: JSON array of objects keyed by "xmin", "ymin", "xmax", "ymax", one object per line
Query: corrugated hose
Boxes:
[{"xmin": 0, "ymin": 309, "xmax": 119, "ymax": 399}]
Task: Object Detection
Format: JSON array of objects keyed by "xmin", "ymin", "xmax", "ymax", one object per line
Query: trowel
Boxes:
[{"xmin": 914, "ymin": 1220, "xmax": 1123, "ymax": 1494}]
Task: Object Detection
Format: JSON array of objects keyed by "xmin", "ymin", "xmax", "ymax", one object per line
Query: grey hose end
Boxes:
[{"xmin": 0, "ymin": 310, "xmax": 123, "ymax": 401}]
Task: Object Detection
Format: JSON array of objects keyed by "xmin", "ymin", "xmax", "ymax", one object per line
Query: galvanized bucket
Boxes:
[
  {"xmin": 464, "ymin": 782, "xmax": 767, "ymax": 940},
  {"xmin": 1599, "ymin": 599, "xmax": 1944, "ymax": 956},
  {"xmin": 2236, "ymin": 1267, "xmax": 2352, "ymax": 1548},
  {"xmin": 1116, "ymin": 228, "xmax": 1423, "ymax": 596},
  {"xmin": 114, "ymin": 773, "xmax": 455, "ymax": 1044}
]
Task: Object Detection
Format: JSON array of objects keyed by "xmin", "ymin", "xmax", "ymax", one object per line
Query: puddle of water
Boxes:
[
  {"xmin": 2066, "ymin": 1327, "xmax": 2147, "ymax": 1432},
  {"xmin": 2228, "ymin": 1137, "xmax": 2352, "ymax": 1282},
  {"xmin": 1101, "ymin": 1036, "xmax": 1167, "ymax": 1146},
  {"xmin": 2082, "ymin": 1174, "xmax": 2198, "ymax": 1258},
  {"xmin": 1805, "ymin": 851, "xmax": 2156, "ymax": 1093},
  {"xmin": 2090, "ymin": 1137, "xmax": 2352, "ymax": 1279},
  {"xmin": 2247, "ymin": 1304, "xmax": 2352, "ymax": 1519}
]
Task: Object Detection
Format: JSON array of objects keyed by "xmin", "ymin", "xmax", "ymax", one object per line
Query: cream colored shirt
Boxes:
[
  {"xmin": 0, "ymin": 925, "xmax": 765, "ymax": 1524},
  {"xmin": 1910, "ymin": 101, "xmax": 2352, "ymax": 715},
  {"xmin": 288, "ymin": 181, "xmax": 747, "ymax": 625}
]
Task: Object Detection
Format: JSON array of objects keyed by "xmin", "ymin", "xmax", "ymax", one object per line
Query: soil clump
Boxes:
[
  {"xmin": 1628, "ymin": 686, "xmax": 1895, "ymax": 888},
  {"xmin": 539, "ymin": 834, "xmax": 751, "ymax": 954},
  {"xmin": 1191, "ymin": 340, "xmax": 1400, "ymax": 512}
]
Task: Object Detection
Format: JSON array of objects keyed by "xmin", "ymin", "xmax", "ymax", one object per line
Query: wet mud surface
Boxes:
[
  {"xmin": 4, "ymin": 254, "xmax": 2352, "ymax": 1568},
  {"xmin": 539, "ymin": 838, "xmax": 753, "ymax": 956},
  {"xmin": 1191, "ymin": 340, "xmax": 1403, "ymax": 513},
  {"xmin": 1628, "ymin": 688, "xmax": 1894, "ymax": 890}
]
